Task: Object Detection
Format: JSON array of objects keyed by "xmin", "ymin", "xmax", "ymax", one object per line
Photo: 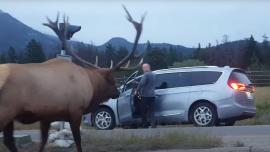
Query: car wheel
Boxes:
[
  {"xmin": 93, "ymin": 108, "xmax": 115, "ymax": 130},
  {"xmin": 190, "ymin": 102, "xmax": 218, "ymax": 127}
]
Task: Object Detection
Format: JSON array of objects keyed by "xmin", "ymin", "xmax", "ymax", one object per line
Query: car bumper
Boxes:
[{"xmin": 218, "ymin": 102, "xmax": 256, "ymax": 121}]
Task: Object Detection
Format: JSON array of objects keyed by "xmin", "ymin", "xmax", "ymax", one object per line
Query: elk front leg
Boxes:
[
  {"xmin": 69, "ymin": 113, "xmax": 83, "ymax": 152},
  {"xmin": 39, "ymin": 121, "xmax": 51, "ymax": 152},
  {"xmin": 0, "ymin": 108, "xmax": 15, "ymax": 132},
  {"xmin": 3, "ymin": 121, "xmax": 18, "ymax": 152}
]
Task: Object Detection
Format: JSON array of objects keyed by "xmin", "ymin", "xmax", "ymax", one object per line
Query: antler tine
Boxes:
[
  {"xmin": 125, "ymin": 60, "xmax": 130, "ymax": 68},
  {"xmin": 141, "ymin": 12, "xmax": 147, "ymax": 23},
  {"xmin": 95, "ymin": 56, "xmax": 99, "ymax": 66},
  {"xmin": 44, "ymin": 13, "xmax": 99, "ymax": 69},
  {"xmin": 43, "ymin": 13, "xmax": 60, "ymax": 37},
  {"xmin": 110, "ymin": 60, "xmax": 114, "ymax": 68},
  {"xmin": 63, "ymin": 15, "xmax": 69, "ymax": 39},
  {"xmin": 112, "ymin": 5, "xmax": 145, "ymax": 71},
  {"xmin": 119, "ymin": 58, "xmax": 144, "ymax": 71},
  {"xmin": 122, "ymin": 5, "xmax": 133, "ymax": 23},
  {"xmin": 67, "ymin": 45, "xmax": 100, "ymax": 69}
]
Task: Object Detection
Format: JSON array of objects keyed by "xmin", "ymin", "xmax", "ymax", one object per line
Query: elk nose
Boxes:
[{"xmin": 113, "ymin": 91, "xmax": 120, "ymax": 99}]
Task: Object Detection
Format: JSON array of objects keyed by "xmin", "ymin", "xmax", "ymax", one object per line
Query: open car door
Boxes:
[{"xmin": 117, "ymin": 71, "xmax": 140, "ymax": 124}]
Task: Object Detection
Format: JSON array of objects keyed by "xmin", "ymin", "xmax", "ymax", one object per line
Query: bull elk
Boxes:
[{"xmin": 0, "ymin": 6, "xmax": 145, "ymax": 152}]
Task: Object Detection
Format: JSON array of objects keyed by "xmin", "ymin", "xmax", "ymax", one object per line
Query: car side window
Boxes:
[
  {"xmin": 155, "ymin": 71, "xmax": 222, "ymax": 89},
  {"xmin": 155, "ymin": 72, "xmax": 191, "ymax": 89},
  {"xmin": 190, "ymin": 71, "xmax": 222, "ymax": 85}
]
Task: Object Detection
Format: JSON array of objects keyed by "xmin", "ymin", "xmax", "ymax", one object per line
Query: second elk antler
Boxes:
[{"xmin": 112, "ymin": 5, "xmax": 146, "ymax": 71}]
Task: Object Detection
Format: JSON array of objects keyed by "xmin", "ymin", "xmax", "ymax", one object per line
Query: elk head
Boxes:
[{"xmin": 44, "ymin": 6, "xmax": 145, "ymax": 101}]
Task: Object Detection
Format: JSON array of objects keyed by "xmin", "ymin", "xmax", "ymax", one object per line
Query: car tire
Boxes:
[
  {"xmin": 93, "ymin": 108, "xmax": 115, "ymax": 130},
  {"xmin": 190, "ymin": 102, "xmax": 218, "ymax": 127}
]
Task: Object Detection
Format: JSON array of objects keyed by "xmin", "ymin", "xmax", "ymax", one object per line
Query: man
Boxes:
[{"xmin": 135, "ymin": 63, "xmax": 156, "ymax": 128}]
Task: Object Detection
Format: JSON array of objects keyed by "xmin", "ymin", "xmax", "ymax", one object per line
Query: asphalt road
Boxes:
[{"xmin": 1, "ymin": 125, "xmax": 270, "ymax": 151}]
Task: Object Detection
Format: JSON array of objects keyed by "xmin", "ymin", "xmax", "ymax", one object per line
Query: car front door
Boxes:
[
  {"xmin": 117, "ymin": 74, "xmax": 140, "ymax": 124},
  {"xmin": 117, "ymin": 88, "xmax": 133, "ymax": 123}
]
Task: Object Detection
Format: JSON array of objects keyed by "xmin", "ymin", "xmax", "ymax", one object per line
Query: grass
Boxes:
[
  {"xmin": 237, "ymin": 86, "xmax": 270, "ymax": 125},
  {"xmin": 0, "ymin": 132, "xmax": 222, "ymax": 152}
]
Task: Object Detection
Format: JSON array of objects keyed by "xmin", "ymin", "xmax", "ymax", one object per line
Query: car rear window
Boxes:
[
  {"xmin": 190, "ymin": 71, "xmax": 222, "ymax": 86},
  {"xmin": 229, "ymin": 70, "xmax": 251, "ymax": 85}
]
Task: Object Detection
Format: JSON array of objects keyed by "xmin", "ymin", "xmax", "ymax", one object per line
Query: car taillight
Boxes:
[
  {"xmin": 251, "ymin": 86, "xmax": 256, "ymax": 93},
  {"xmin": 229, "ymin": 82, "xmax": 256, "ymax": 92},
  {"xmin": 229, "ymin": 82, "xmax": 246, "ymax": 91}
]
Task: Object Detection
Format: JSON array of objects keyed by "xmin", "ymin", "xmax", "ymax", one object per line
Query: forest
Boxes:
[{"xmin": 1, "ymin": 35, "xmax": 269, "ymax": 72}]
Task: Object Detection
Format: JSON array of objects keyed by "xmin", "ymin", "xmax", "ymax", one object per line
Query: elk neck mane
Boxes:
[{"xmin": 83, "ymin": 68, "xmax": 111, "ymax": 113}]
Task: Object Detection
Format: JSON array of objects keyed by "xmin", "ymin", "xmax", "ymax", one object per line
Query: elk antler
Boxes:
[
  {"xmin": 43, "ymin": 14, "xmax": 99, "ymax": 69},
  {"xmin": 112, "ymin": 5, "xmax": 146, "ymax": 71}
]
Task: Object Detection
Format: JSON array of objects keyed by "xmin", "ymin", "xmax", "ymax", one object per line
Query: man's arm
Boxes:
[{"xmin": 136, "ymin": 73, "xmax": 148, "ymax": 93}]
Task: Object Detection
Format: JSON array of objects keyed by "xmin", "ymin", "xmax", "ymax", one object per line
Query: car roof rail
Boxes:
[{"xmin": 154, "ymin": 66, "xmax": 219, "ymax": 72}]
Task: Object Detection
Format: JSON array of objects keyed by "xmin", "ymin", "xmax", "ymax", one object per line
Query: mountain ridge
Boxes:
[{"xmin": 0, "ymin": 10, "xmax": 195, "ymax": 56}]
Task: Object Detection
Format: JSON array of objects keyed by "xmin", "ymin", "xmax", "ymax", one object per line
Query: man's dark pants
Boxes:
[{"xmin": 140, "ymin": 97, "xmax": 156, "ymax": 128}]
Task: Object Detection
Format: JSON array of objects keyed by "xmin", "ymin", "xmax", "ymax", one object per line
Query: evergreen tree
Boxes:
[
  {"xmin": 167, "ymin": 46, "xmax": 177, "ymax": 66},
  {"xmin": 177, "ymin": 51, "xmax": 183, "ymax": 63},
  {"xmin": 243, "ymin": 35, "xmax": 260, "ymax": 68},
  {"xmin": 116, "ymin": 46, "xmax": 129, "ymax": 63},
  {"xmin": 0, "ymin": 53, "xmax": 7, "ymax": 64},
  {"xmin": 262, "ymin": 34, "xmax": 270, "ymax": 66},
  {"xmin": 222, "ymin": 34, "xmax": 229, "ymax": 44},
  {"xmin": 104, "ymin": 43, "xmax": 116, "ymax": 67},
  {"xmin": 144, "ymin": 42, "xmax": 168, "ymax": 70},
  {"xmin": 144, "ymin": 41, "xmax": 152, "ymax": 63},
  {"xmin": 6, "ymin": 46, "xmax": 17, "ymax": 63},
  {"xmin": 146, "ymin": 48, "xmax": 168, "ymax": 70},
  {"xmin": 193, "ymin": 43, "xmax": 201, "ymax": 59},
  {"xmin": 23, "ymin": 39, "xmax": 46, "ymax": 63}
]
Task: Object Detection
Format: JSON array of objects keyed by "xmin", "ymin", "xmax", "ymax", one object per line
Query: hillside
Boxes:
[
  {"xmin": 98, "ymin": 37, "xmax": 194, "ymax": 56},
  {"xmin": 0, "ymin": 10, "xmax": 194, "ymax": 57},
  {"xmin": 0, "ymin": 10, "xmax": 59, "ymax": 54}
]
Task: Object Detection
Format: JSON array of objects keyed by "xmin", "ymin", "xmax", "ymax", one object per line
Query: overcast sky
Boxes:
[{"xmin": 0, "ymin": 0, "xmax": 270, "ymax": 47}]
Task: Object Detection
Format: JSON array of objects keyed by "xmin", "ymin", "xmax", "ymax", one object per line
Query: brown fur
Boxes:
[
  {"xmin": 0, "ymin": 6, "xmax": 143, "ymax": 152},
  {"xmin": 0, "ymin": 59, "xmax": 119, "ymax": 152}
]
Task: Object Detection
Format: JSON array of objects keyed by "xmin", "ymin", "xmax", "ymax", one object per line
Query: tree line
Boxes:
[
  {"xmin": 74, "ymin": 41, "xmax": 184, "ymax": 71},
  {"xmin": 2, "ymin": 35, "xmax": 270, "ymax": 71},
  {"xmin": 0, "ymin": 39, "xmax": 46, "ymax": 64},
  {"xmin": 193, "ymin": 35, "xmax": 270, "ymax": 70}
]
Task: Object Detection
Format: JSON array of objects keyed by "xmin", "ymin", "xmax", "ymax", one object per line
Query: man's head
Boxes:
[{"xmin": 142, "ymin": 63, "xmax": 151, "ymax": 73}]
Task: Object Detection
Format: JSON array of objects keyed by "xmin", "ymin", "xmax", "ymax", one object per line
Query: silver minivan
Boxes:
[{"xmin": 92, "ymin": 66, "xmax": 256, "ymax": 130}]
